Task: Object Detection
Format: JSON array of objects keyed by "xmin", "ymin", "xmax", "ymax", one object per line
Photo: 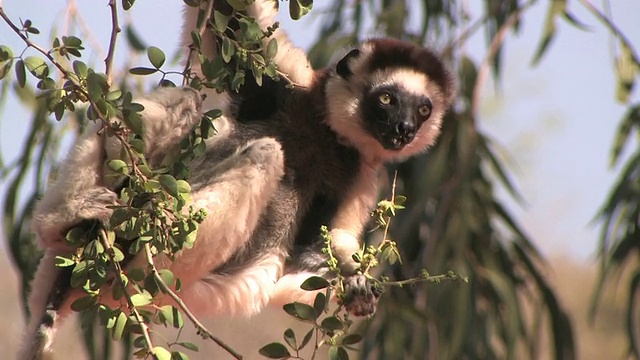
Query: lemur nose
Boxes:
[{"xmin": 395, "ymin": 121, "xmax": 416, "ymax": 139}]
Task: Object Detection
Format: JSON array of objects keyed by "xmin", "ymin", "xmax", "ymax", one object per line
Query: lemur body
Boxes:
[{"xmin": 19, "ymin": 1, "xmax": 455, "ymax": 358}]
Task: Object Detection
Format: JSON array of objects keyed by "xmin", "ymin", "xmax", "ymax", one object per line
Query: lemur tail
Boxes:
[{"xmin": 18, "ymin": 254, "xmax": 73, "ymax": 360}]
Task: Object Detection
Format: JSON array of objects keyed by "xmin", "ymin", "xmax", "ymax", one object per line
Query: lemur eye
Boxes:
[
  {"xmin": 378, "ymin": 93, "xmax": 392, "ymax": 105},
  {"xmin": 418, "ymin": 104, "xmax": 432, "ymax": 118}
]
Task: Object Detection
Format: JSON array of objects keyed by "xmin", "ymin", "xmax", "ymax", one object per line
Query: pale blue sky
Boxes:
[{"xmin": 1, "ymin": 1, "xmax": 639, "ymax": 262}]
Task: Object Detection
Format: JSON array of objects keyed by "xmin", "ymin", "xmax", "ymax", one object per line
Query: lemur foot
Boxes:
[
  {"xmin": 242, "ymin": 138, "xmax": 285, "ymax": 176},
  {"xmin": 34, "ymin": 187, "xmax": 118, "ymax": 249},
  {"xmin": 340, "ymin": 274, "xmax": 383, "ymax": 317},
  {"xmin": 73, "ymin": 187, "xmax": 118, "ymax": 221},
  {"xmin": 148, "ymin": 87, "xmax": 203, "ymax": 116}
]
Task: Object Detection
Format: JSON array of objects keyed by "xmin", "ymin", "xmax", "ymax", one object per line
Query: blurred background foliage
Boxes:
[{"xmin": 1, "ymin": 0, "xmax": 639, "ymax": 359}]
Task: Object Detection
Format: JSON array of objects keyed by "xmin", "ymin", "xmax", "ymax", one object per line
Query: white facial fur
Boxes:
[{"xmin": 325, "ymin": 63, "xmax": 448, "ymax": 164}]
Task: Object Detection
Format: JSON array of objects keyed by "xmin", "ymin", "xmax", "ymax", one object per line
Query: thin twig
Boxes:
[
  {"xmin": 182, "ymin": 0, "xmax": 215, "ymax": 86},
  {"xmin": 105, "ymin": 0, "xmax": 121, "ymax": 83},
  {"xmin": 0, "ymin": 6, "xmax": 147, "ymax": 178},
  {"xmin": 382, "ymin": 272, "xmax": 467, "ymax": 288},
  {"xmin": 0, "ymin": 7, "xmax": 72, "ymax": 77},
  {"xmin": 99, "ymin": 229, "xmax": 157, "ymax": 358},
  {"xmin": 70, "ymin": 0, "xmax": 107, "ymax": 58},
  {"xmin": 579, "ymin": 0, "xmax": 640, "ymax": 65},
  {"xmin": 143, "ymin": 243, "xmax": 243, "ymax": 360},
  {"xmin": 443, "ymin": 14, "xmax": 488, "ymax": 57},
  {"xmin": 471, "ymin": 0, "xmax": 536, "ymax": 117}
]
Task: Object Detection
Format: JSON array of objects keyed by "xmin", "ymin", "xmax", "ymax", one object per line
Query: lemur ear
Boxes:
[{"xmin": 336, "ymin": 49, "xmax": 361, "ymax": 79}]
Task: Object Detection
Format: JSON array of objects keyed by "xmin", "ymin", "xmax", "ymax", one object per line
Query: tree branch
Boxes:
[
  {"xmin": 143, "ymin": 243, "xmax": 243, "ymax": 360},
  {"xmin": 99, "ymin": 229, "xmax": 157, "ymax": 358},
  {"xmin": 105, "ymin": 0, "xmax": 121, "ymax": 83}
]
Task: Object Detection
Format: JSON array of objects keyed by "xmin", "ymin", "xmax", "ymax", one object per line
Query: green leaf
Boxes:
[
  {"xmin": 321, "ymin": 316, "xmax": 343, "ymax": 331},
  {"xmin": 70, "ymin": 295, "xmax": 96, "ymax": 311},
  {"xmin": 341, "ymin": 334, "xmax": 362, "ymax": 345},
  {"xmin": 238, "ymin": 18, "xmax": 262, "ymax": 42},
  {"xmin": 171, "ymin": 351, "xmax": 190, "ymax": 360},
  {"xmin": 329, "ymin": 346, "xmax": 349, "ymax": 360},
  {"xmin": 129, "ymin": 138, "xmax": 146, "ymax": 154},
  {"xmin": 0, "ymin": 45, "xmax": 13, "ymax": 62},
  {"xmin": 130, "ymin": 293, "xmax": 152, "ymax": 307},
  {"xmin": 158, "ymin": 174, "xmax": 179, "ymax": 197},
  {"xmin": 283, "ymin": 302, "xmax": 317, "ymax": 322},
  {"xmin": 125, "ymin": 25, "xmax": 147, "ymax": 51},
  {"xmin": 213, "ymin": 10, "xmax": 230, "ymax": 33},
  {"xmin": 86, "ymin": 71, "xmax": 108, "ymax": 102},
  {"xmin": 129, "ymin": 66, "xmax": 158, "ymax": 76},
  {"xmin": 0, "ymin": 61, "xmax": 11, "ymax": 80},
  {"xmin": 300, "ymin": 276, "xmax": 329, "ymax": 290},
  {"xmin": 107, "ymin": 159, "xmax": 129, "ymax": 174},
  {"xmin": 300, "ymin": 328, "xmax": 313, "ymax": 350},
  {"xmin": 258, "ymin": 342, "xmax": 291, "ymax": 358},
  {"xmin": 265, "ymin": 38, "xmax": 278, "ymax": 61},
  {"xmin": 176, "ymin": 180, "xmax": 191, "ymax": 194},
  {"xmin": 144, "ymin": 272, "xmax": 160, "ymax": 295},
  {"xmin": 54, "ymin": 256, "xmax": 75, "ymax": 267},
  {"xmin": 313, "ymin": 292, "xmax": 326, "ymax": 316},
  {"xmin": 15, "ymin": 59, "xmax": 26, "ymax": 87},
  {"xmin": 24, "ymin": 56, "xmax": 49, "ymax": 79},
  {"xmin": 147, "ymin": 46, "xmax": 166, "ymax": 69},
  {"xmin": 112, "ymin": 311, "xmax": 128, "ymax": 340},
  {"xmin": 221, "ymin": 37, "xmax": 234, "ymax": 63},
  {"xmin": 190, "ymin": 30, "xmax": 202, "ymax": 50},
  {"xmin": 159, "ymin": 305, "xmax": 184, "ymax": 328},
  {"xmin": 611, "ymin": 105, "xmax": 640, "ymax": 165},
  {"xmin": 71, "ymin": 60, "xmax": 88, "ymax": 78},
  {"xmin": 616, "ymin": 41, "xmax": 637, "ymax": 103},
  {"xmin": 112, "ymin": 246, "xmax": 125, "ymax": 262},
  {"xmin": 153, "ymin": 346, "xmax": 172, "ymax": 360},
  {"xmin": 531, "ymin": 0, "xmax": 564, "ymax": 65},
  {"xmin": 231, "ymin": 69, "xmax": 245, "ymax": 91},
  {"xmin": 176, "ymin": 341, "xmax": 199, "ymax": 351},
  {"xmin": 159, "ymin": 269, "xmax": 175, "ymax": 287},
  {"xmin": 283, "ymin": 328, "xmax": 296, "ymax": 350},
  {"xmin": 128, "ymin": 268, "xmax": 146, "ymax": 282},
  {"xmin": 289, "ymin": 0, "xmax": 313, "ymax": 20},
  {"xmin": 122, "ymin": 0, "xmax": 135, "ymax": 11}
]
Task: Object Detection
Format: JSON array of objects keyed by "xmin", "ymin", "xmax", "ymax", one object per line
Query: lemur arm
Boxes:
[{"xmin": 329, "ymin": 163, "xmax": 380, "ymax": 273}]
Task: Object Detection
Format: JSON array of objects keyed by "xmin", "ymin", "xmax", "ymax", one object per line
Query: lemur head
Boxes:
[{"xmin": 325, "ymin": 38, "xmax": 456, "ymax": 163}]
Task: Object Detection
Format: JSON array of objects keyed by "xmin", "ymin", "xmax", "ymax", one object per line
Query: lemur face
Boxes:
[
  {"xmin": 361, "ymin": 84, "xmax": 433, "ymax": 150},
  {"xmin": 325, "ymin": 38, "xmax": 456, "ymax": 162}
]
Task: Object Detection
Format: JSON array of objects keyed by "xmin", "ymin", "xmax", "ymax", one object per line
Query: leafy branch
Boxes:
[{"xmin": 260, "ymin": 175, "xmax": 467, "ymax": 360}]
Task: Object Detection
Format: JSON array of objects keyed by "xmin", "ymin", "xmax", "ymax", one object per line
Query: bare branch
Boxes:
[
  {"xmin": 579, "ymin": 0, "xmax": 640, "ymax": 65},
  {"xmin": 105, "ymin": 0, "xmax": 121, "ymax": 83}
]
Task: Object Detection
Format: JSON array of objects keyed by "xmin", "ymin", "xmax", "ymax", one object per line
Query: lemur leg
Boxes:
[
  {"xmin": 32, "ymin": 87, "xmax": 202, "ymax": 251},
  {"xmin": 103, "ymin": 87, "xmax": 203, "ymax": 164},
  {"xmin": 121, "ymin": 137, "xmax": 286, "ymax": 308},
  {"xmin": 21, "ymin": 87, "xmax": 203, "ymax": 360},
  {"xmin": 20, "ymin": 137, "xmax": 285, "ymax": 360}
]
